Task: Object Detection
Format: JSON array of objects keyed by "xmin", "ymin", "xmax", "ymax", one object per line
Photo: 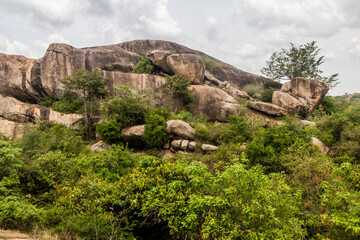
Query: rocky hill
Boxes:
[{"xmin": 0, "ymin": 40, "xmax": 329, "ymax": 139}]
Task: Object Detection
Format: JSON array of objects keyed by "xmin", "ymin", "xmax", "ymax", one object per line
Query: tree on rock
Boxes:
[
  {"xmin": 60, "ymin": 69, "xmax": 108, "ymax": 137},
  {"xmin": 261, "ymin": 41, "xmax": 339, "ymax": 89}
]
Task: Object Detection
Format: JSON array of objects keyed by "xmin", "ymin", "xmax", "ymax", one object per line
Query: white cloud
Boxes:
[
  {"xmin": 0, "ymin": 34, "xmax": 34, "ymax": 57},
  {"xmin": 204, "ymin": 16, "xmax": 220, "ymax": 40},
  {"xmin": 48, "ymin": 32, "xmax": 69, "ymax": 44},
  {"xmin": 343, "ymin": 37, "xmax": 360, "ymax": 59}
]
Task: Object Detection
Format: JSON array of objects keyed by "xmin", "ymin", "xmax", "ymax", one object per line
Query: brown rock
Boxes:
[
  {"xmin": 0, "ymin": 95, "xmax": 83, "ymax": 126},
  {"xmin": 201, "ymin": 144, "xmax": 218, "ymax": 151},
  {"xmin": 281, "ymin": 77, "xmax": 329, "ymax": 113},
  {"xmin": 312, "ymin": 137, "xmax": 330, "ymax": 155},
  {"xmin": 300, "ymin": 120, "xmax": 316, "ymax": 127},
  {"xmin": 171, "ymin": 139, "xmax": 182, "ymax": 149},
  {"xmin": 166, "ymin": 120, "xmax": 195, "ymax": 140},
  {"xmin": 90, "ymin": 140, "xmax": 112, "ymax": 152},
  {"xmin": 181, "ymin": 140, "xmax": 190, "ymax": 150},
  {"xmin": 188, "ymin": 141, "xmax": 197, "ymax": 151},
  {"xmin": 166, "ymin": 54, "xmax": 205, "ymax": 84},
  {"xmin": 121, "ymin": 125, "xmax": 145, "ymax": 146},
  {"xmin": 146, "ymin": 50, "xmax": 173, "ymax": 74},
  {"xmin": 190, "ymin": 85, "xmax": 240, "ymax": 121},
  {"xmin": 272, "ymin": 91, "xmax": 308, "ymax": 115},
  {"xmin": 0, "ymin": 117, "xmax": 27, "ymax": 139},
  {"xmin": 250, "ymin": 101, "xmax": 286, "ymax": 116}
]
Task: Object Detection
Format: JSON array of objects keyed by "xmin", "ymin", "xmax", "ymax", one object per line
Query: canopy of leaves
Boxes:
[{"xmin": 261, "ymin": 41, "xmax": 339, "ymax": 89}]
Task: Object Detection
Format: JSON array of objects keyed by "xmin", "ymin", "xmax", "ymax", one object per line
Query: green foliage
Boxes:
[
  {"xmin": 201, "ymin": 55, "xmax": 220, "ymax": 74},
  {"xmin": 38, "ymin": 92, "xmax": 83, "ymax": 114},
  {"xmin": 166, "ymin": 74, "xmax": 194, "ymax": 105},
  {"xmin": 0, "ymin": 140, "xmax": 22, "ymax": 194},
  {"xmin": 261, "ymin": 87, "xmax": 275, "ymax": 102},
  {"xmin": 18, "ymin": 122, "xmax": 87, "ymax": 157},
  {"xmin": 95, "ymin": 119, "xmax": 122, "ymax": 144},
  {"xmin": 261, "ymin": 41, "xmax": 339, "ymax": 89},
  {"xmin": 0, "ymin": 196, "xmax": 43, "ymax": 231},
  {"xmin": 135, "ymin": 56, "xmax": 155, "ymax": 74},
  {"xmin": 142, "ymin": 110, "xmax": 169, "ymax": 148},
  {"xmin": 243, "ymin": 82, "xmax": 264, "ymax": 99},
  {"xmin": 100, "ymin": 86, "xmax": 151, "ymax": 128}
]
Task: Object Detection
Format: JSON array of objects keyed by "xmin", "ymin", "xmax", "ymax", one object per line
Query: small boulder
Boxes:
[
  {"xmin": 121, "ymin": 125, "xmax": 145, "ymax": 146},
  {"xmin": 90, "ymin": 141, "xmax": 112, "ymax": 152},
  {"xmin": 312, "ymin": 137, "xmax": 330, "ymax": 155},
  {"xmin": 201, "ymin": 144, "xmax": 218, "ymax": 151},
  {"xmin": 188, "ymin": 141, "xmax": 197, "ymax": 151},
  {"xmin": 158, "ymin": 150, "xmax": 174, "ymax": 158},
  {"xmin": 300, "ymin": 120, "xmax": 316, "ymax": 127},
  {"xmin": 166, "ymin": 120, "xmax": 196, "ymax": 140},
  {"xmin": 181, "ymin": 140, "xmax": 189, "ymax": 150},
  {"xmin": 166, "ymin": 54, "xmax": 205, "ymax": 84},
  {"xmin": 171, "ymin": 139, "xmax": 182, "ymax": 149}
]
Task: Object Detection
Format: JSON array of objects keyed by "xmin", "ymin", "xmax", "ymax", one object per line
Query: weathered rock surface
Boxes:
[
  {"xmin": 201, "ymin": 144, "xmax": 218, "ymax": 151},
  {"xmin": 0, "ymin": 117, "xmax": 28, "ymax": 139},
  {"xmin": 280, "ymin": 77, "xmax": 329, "ymax": 114},
  {"xmin": 181, "ymin": 140, "xmax": 190, "ymax": 150},
  {"xmin": 300, "ymin": 120, "xmax": 316, "ymax": 127},
  {"xmin": 121, "ymin": 125, "xmax": 145, "ymax": 146},
  {"xmin": 90, "ymin": 140, "xmax": 113, "ymax": 152},
  {"xmin": 166, "ymin": 54, "xmax": 205, "ymax": 84},
  {"xmin": 272, "ymin": 91, "xmax": 308, "ymax": 115},
  {"xmin": 190, "ymin": 85, "xmax": 240, "ymax": 121},
  {"xmin": 250, "ymin": 101, "xmax": 286, "ymax": 116},
  {"xmin": 188, "ymin": 141, "xmax": 197, "ymax": 151},
  {"xmin": 312, "ymin": 137, "xmax": 330, "ymax": 155},
  {"xmin": 166, "ymin": 120, "xmax": 195, "ymax": 140},
  {"xmin": 171, "ymin": 139, "xmax": 182, "ymax": 149},
  {"xmin": 146, "ymin": 50, "xmax": 173, "ymax": 74},
  {"xmin": 0, "ymin": 95, "xmax": 83, "ymax": 126}
]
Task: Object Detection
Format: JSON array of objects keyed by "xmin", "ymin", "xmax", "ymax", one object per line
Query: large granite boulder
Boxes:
[
  {"xmin": 166, "ymin": 120, "xmax": 195, "ymax": 140},
  {"xmin": 166, "ymin": 54, "xmax": 205, "ymax": 85},
  {"xmin": 0, "ymin": 117, "xmax": 28, "ymax": 139},
  {"xmin": 272, "ymin": 91, "xmax": 308, "ymax": 115},
  {"xmin": 146, "ymin": 50, "xmax": 173, "ymax": 74},
  {"xmin": 279, "ymin": 77, "xmax": 329, "ymax": 114}
]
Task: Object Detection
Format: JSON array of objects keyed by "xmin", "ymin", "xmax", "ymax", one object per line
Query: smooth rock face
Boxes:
[
  {"xmin": 121, "ymin": 125, "xmax": 145, "ymax": 146},
  {"xmin": 181, "ymin": 140, "xmax": 189, "ymax": 150},
  {"xmin": 0, "ymin": 117, "xmax": 27, "ymax": 139},
  {"xmin": 166, "ymin": 54, "xmax": 205, "ymax": 85},
  {"xmin": 312, "ymin": 137, "xmax": 330, "ymax": 155},
  {"xmin": 188, "ymin": 141, "xmax": 197, "ymax": 151},
  {"xmin": 171, "ymin": 139, "xmax": 182, "ymax": 149},
  {"xmin": 272, "ymin": 91, "xmax": 308, "ymax": 115},
  {"xmin": 201, "ymin": 144, "xmax": 218, "ymax": 151},
  {"xmin": 0, "ymin": 95, "xmax": 83, "ymax": 126},
  {"xmin": 250, "ymin": 101, "xmax": 286, "ymax": 116},
  {"xmin": 166, "ymin": 120, "xmax": 195, "ymax": 140},
  {"xmin": 280, "ymin": 77, "xmax": 329, "ymax": 113},
  {"xmin": 190, "ymin": 85, "xmax": 240, "ymax": 121}
]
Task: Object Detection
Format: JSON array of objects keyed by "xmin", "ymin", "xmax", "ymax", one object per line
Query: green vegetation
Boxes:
[
  {"xmin": 201, "ymin": 55, "xmax": 220, "ymax": 74},
  {"xmin": 135, "ymin": 56, "xmax": 155, "ymax": 74},
  {"xmin": 38, "ymin": 92, "xmax": 83, "ymax": 114},
  {"xmin": 166, "ymin": 74, "xmax": 194, "ymax": 105},
  {"xmin": 243, "ymin": 82, "xmax": 264, "ymax": 99},
  {"xmin": 261, "ymin": 87, "xmax": 275, "ymax": 102},
  {"xmin": 2, "ymin": 91, "xmax": 360, "ymax": 239},
  {"xmin": 261, "ymin": 41, "xmax": 339, "ymax": 89}
]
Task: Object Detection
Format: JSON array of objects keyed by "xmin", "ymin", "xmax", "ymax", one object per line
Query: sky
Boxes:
[{"xmin": 1, "ymin": 0, "xmax": 360, "ymax": 95}]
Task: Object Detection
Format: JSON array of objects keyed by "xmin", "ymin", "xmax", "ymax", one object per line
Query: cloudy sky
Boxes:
[{"xmin": 1, "ymin": 0, "xmax": 360, "ymax": 95}]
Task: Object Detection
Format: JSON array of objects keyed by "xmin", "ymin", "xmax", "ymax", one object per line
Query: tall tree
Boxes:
[
  {"xmin": 60, "ymin": 69, "xmax": 108, "ymax": 137},
  {"xmin": 261, "ymin": 41, "xmax": 339, "ymax": 89}
]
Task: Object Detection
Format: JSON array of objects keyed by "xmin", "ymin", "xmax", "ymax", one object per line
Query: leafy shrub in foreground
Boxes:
[
  {"xmin": 95, "ymin": 119, "xmax": 122, "ymax": 144},
  {"xmin": 261, "ymin": 87, "xmax": 275, "ymax": 102},
  {"xmin": 166, "ymin": 74, "xmax": 194, "ymax": 105},
  {"xmin": 142, "ymin": 111, "xmax": 169, "ymax": 148}
]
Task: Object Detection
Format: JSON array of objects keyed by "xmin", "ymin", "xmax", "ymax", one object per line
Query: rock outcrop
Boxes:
[
  {"xmin": 249, "ymin": 101, "xmax": 286, "ymax": 116},
  {"xmin": 166, "ymin": 120, "xmax": 196, "ymax": 140},
  {"xmin": 312, "ymin": 137, "xmax": 330, "ymax": 155},
  {"xmin": 121, "ymin": 125, "xmax": 145, "ymax": 147},
  {"xmin": 166, "ymin": 54, "xmax": 205, "ymax": 84},
  {"xmin": 273, "ymin": 77, "xmax": 329, "ymax": 115}
]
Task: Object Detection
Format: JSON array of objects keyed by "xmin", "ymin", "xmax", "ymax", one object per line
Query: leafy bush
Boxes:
[
  {"xmin": 18, "ymin": 122, "xmax": 87, "ymax": 157},
  {"xmin": 135, "ymin": 56, "xmax": 155, "ymax": 74},
  {"xmin": 166, "ymin": 75, "xmax": 194, "ymax": 105},
  {"xmin": 38, "ymin": 93, "xmax": 83, "ymax": 114},
  {"xmin": 95, "ymin": 119, "xmax": 122, "ymax": 144},
  {"xmin": 100, "ymin": 86, "xmax": 151, "ymax": 128},
  {"xmin": 142, "ymin": 111, "xmax": 169, "ymax": 148},
  {"xmin": 201, "ymin": 56, "xmax": 220, "ymax": 74},
  {"xmin": 243, "ymin": 82, "xmax": 264, "ymax": 99},
  {"xmin": 261, "ymin": 87, "xmax": 275, "ymax": 102},
  {"xmin": 0, "ymin": 196, "xmax": 43, "ymax": 231},
  {"xmin": 0, "ymin": 140, "xmax": 22, "ymax": 194}
]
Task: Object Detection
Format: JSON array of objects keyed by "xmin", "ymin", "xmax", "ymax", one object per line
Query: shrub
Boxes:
[
  {"xmin": 38, "ymin": 92, "xmax": 83, "ymax": 114},
  {"xmin": 261, "ymin": 87, "xmax": 275, "ymax": 102},
  {"xmin": 0, "ymin": 196, "xmax": 43, "ymax": 231},
  {"xmin": 243, "ymin": 83, "xmax": 264, "ymax": 99},
  {"xmin": 166, "ymin": 75, "xmax": 194, "ymax": 105},
  {"xmin": 201, "ymin": 56, "xmax": 220, "ymax": 74},
  {"xmin": 100, "ymin": 86, "xmax": 151, "ymax": 128},
  {"xmin": 142, "ymin": 111, "xmax": 169, "ymax": 148},
  {"xmin": 135, "ymin": 56, "xmax": 155, "ymax": 74},
  {"xmin": 95, "ymin": 119, "xmax": 122, "ymax": 144}
]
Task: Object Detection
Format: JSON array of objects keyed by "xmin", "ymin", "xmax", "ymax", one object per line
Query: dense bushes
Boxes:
[
  {"xmin": 135, "ymin": 56, "xmax": 154, "ymax": 74},
  {"xmin": 166, "ymin": 74, "xmax": 194, "ymax": 105}
]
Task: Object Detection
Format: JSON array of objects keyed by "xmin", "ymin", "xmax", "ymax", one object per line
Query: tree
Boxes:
[
  {"xmin": 60, "ymin": 69, "xmax": 108, "ymax": 137},
  {"xmin": 261, "ymin": 41, "xmax": 339, "ymax": 89}
]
